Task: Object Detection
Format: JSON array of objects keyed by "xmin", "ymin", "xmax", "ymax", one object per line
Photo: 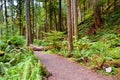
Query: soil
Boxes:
[{"xmin": 34, "ymin": 51, "xmax": 114, "ymax": 80}]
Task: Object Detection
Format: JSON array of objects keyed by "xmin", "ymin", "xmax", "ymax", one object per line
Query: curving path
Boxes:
[{"xmin": 34, "ymin": 51, "xmax": 114, "ymax": 80}]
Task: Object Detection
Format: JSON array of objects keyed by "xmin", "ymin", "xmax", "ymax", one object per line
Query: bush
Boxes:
[
  {"xmin": 0, "ymin": 40, "xmax": 7, "ymax": 50},
  {"xmin": 0, "ymin": 48, "xmax": 42, "ymax": 80},
  {"xmin": 9, "ymin": 35, "xmax": 25, "ymax": 46},
  {"xmin": 43, "ymin": 31, "xmax": 65, "ymax": 50},
  {"xmin": 34, "ymin": 40, "xmax": 49, "ymax": 46}
]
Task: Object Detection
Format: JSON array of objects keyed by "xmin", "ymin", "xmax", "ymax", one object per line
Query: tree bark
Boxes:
[
  {"xmin": 93, "ymin": 0, "xmax": 102, "ymax": 29},
  {"xmin": 26, "ymin": 0, "xmax": 31, "ymax": 46},
  {"xmin": 78, "ymin": 5, "xmax": 82, "ymax": 22},
  {"xmin": 58, "ymin": 0, "xmax": 62, "ymax": 31},
  {"xmin": 54, "ymin": 9, "xmax": 58, "ymax": 31},
  {"xmin": 4, "ymin": 0, "xmax": 8, "ymax": 37},
  {"xmin": 71, "ymin": 0, "xmax": 74, "ymax": 37},
  {"xmin": 66, "ymin": 0, "xmax": 73, "ymax": 53},
  {"xmin": 18, "ymin": 0, "xmax": 22, "ymax": 36},
  {"xmin": 30, "ymin": 0, "xmax": 35, "ymax": 43},
  {"xmin": 73, "ymin": 0, "xmax": 78, "ymax": 41},
  {"xmin": 44, "ymin": 0, "xmax": 47, "ymax": 32},
  {"xmin": 83, "ymin": 1, "xmax": 86, "ymax": 20},
  {"xmin": 49, "ymin": 0, "xmax": 53, "ymax": 30},
  {"xmin": 0, "ymin": 0, "xmax": 3, "ymax": 36},
  {"xmin": 10, "ymin": 0, "xmax": 14, "ymax": 36}
]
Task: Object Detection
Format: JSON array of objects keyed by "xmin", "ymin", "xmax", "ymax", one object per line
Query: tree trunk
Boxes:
[
  {"xmin": 4, "ymin": 0, "xmax": 8, "ymax": 38},
  {"xmin": 58, "ymin": 0, "xmax": 62, "ymax": 31},
  {"xmin": 54, "ymin": 9, "xmax": 58, "ymax": 31},
  {"xmin": 66, "ymin": 0, "xmax": 73, "ymax": 53},
  {"xmin": 49, "ymin": 0, "xmax": 53, "ymax": 30},
  {"xmin": 78, "ymin": 5, "xmax": 82, "ymax": 22},
  {"xmin": 26, "ymin": 0, "xmax": 31, "ymax": 46},
  {"xmin": 83, "ymin": 1, "xmax": 86, "ymax": 20},
  {"xmin": 73, "ymin": 0, "xmax": 78, "ymax": 41},
  {"xmin": 71, "ymin": 0, "xmax": 74, "ymax": 37},
  {"xmin": 18, "ymin": 0, "xmax": 22, "ymax": 36},
  {"xmin": 93, "ymin": 0, "xmax": 102, "ymax": 29},
  {"xmin": 10, "ymin": 0, "xmax": 14, "ymax": 36},
  {"xmin": 44, "ymin": 0, "xmax": 47, "ymax": 32},
  {"xmin": 30, "ymin": 0, "xmax": 35, "ymax": 44},
  {"xmin": 0, "ymin": 0, "xmax": 3, "ymax": 36}
]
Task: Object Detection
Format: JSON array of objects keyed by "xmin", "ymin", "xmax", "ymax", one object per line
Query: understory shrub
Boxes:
[
  {"xmin": 0, "ymin": 35, "xmax": 42, "ymax": 80},
  {"xmin": 42, "ymin": 31, "xmax": 65, "ymax": 50},
  {"xmin": 0, "ymin": 48, "xmax": 42, "ymax": 80}
]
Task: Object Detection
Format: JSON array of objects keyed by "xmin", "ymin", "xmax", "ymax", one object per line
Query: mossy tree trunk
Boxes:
[
  {"xmin": 26, "ymin": 0, "xmax": 32, "ymax": 46},
  {"xmin": 58, "ymin": 0, "xmax": 62, "ymax": 31},
  {"xmin": 66, "ymin": 0, "xmax": 73, "ymax": 53},
  {"xmin": 17, "ymin": 0, "xmax": 23, "ymax": 36},
  {"xmin": 93, "ymin": 0, "xmax": 102, "ymax": 29},
  {"xmin": 73, "ymin": 0, "xmax": 78, "ymax": 41},
  {"xmin": 4, "ymin": 0, "xmax": 8, "ymax": 38}
]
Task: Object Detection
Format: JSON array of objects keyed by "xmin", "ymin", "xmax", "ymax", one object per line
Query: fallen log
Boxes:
[
  {"xmin": 29, "ymin": 44, "xmax": 53, "ymax": 51},
  {"xmin": 33, "ymin": 46, "xmax": 52, "ymax": 51},
  {"xmin": 103, "ymin": 59, "xmax": 120, "ymax": 68}
]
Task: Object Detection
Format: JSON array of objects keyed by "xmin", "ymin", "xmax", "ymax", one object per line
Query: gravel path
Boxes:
[{"xmin": 34, "ymin": 51, "xmax": 114, "ymax": 80}]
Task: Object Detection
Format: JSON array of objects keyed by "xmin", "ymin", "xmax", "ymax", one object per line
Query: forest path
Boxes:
[{"xmin": 34, "ymin": 51, "xmax": 114, "ymax": 80}]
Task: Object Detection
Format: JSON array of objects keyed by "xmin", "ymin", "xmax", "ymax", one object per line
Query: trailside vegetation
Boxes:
[
  {"xmin": 0, "ymin": 0, "xmax": 120, "ymax": 79},
  {"xmin": 0, "ymin": 35, "xmax": 42, "ymax": 80}
]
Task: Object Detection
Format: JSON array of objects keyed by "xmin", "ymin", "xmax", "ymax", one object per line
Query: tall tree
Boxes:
[
  {"xmin": 58, "ymin": 0, "xmax": 62, "ymax": 31},
  {"xmin": 30, "ymin": 0, "xmax": 35, "ymax": 43},
  {"xmin": 71, "ymin": 0, "xmax": 74, "ymax": 36},
  {"xmin": 66, "ymin": 0, "xmax": 73, "ymax": 53},
  {"xmin": 53, "ymin": 0, "xmax": 57, "ymax": 31},
  {"xmin": 49, "ymin": 0, "xmax": 53, "ymax": 30},
  {"xmin": 4, "ymin": 0, "xmax": 8, "ymax": 37},
  {"xmin": 0, "ymin": 0, "xmax": 4, "ymax": 36},
  {"xmin": 73, "ymin": 0, "xmax": 78, "ymax": 41},
  {"xmin": 26, "ymin": 0, "xmax": 31, "ymax": 46},
  {"xmin": 78, "ymin": 4, "xmax": 82, "ymax": 22},
  {"xmin": 93, "ymin": 0, "xmax": 102, "ymax": 29},
  {"xmin": 10, "ymin": 0, "xmax": 14, "ymax": 36},
  {"xmin": 44, "ymin": 0, "xmax": 47, "ymax": 32},
  {"xmin": 18, "ymin": 0, "xmax": 23, "ymax": 36}
]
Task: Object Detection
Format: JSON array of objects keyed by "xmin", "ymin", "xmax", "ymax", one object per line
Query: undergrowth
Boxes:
[
  {"xmin": 38, "ymin": 6, "xmax": 120, "ymax": 76},
  {"xmin": 0, "ymin": 35, "xmax": 42, "ymax": 80}
]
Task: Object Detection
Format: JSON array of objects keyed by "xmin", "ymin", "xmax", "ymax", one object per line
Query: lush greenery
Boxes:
[
  {"xmin": 36, "ymin": 4, "xmax": 120, "ymax": 76},
  {"xmin": 0, "ymin": 0, "xmax": 120, "ymax": 79},
  {"xmin": 0, "ymin": 36, "xmax": 42, "ymax": 80}
]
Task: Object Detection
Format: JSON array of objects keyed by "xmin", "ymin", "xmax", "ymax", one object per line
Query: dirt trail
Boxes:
[{"xmin": 34, "ymin": 51, "xmax": 114, "ymax": 80}]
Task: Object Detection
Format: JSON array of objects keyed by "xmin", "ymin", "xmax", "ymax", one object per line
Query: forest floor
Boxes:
[{"xmin": 34, "ymin": 51, "xmax": 115, "ymax": 80}]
